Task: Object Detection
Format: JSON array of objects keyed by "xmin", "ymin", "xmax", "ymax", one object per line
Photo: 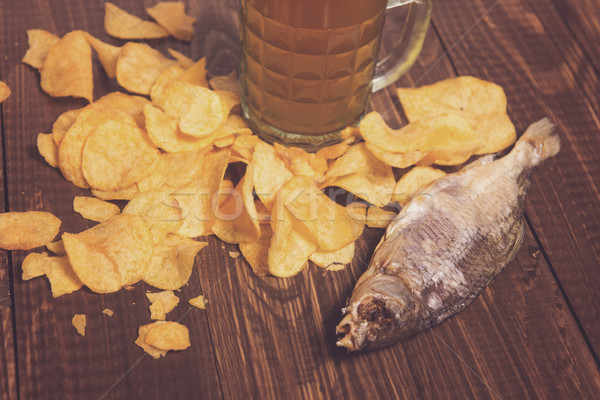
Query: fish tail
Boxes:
[{"xmin": 516, "ymin": 118, "xmax": 560, "ymax": 164}]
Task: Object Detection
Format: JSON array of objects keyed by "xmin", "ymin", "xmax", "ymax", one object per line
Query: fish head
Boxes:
[{"xmin": 336, "ymin": 274, "xmax": 418, "ymax": 351}]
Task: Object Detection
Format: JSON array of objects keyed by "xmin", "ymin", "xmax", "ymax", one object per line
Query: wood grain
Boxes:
[{"xmin": 431, "ymin": 0, "xmax": 600, "ymax": 359}]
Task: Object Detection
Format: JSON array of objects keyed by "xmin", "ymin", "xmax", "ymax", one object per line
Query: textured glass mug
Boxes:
[{"xmin": 239, "ymin": 0, "xmax": 433, "ymax": 150}]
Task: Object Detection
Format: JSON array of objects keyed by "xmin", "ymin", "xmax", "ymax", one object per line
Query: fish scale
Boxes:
[{"xmin": 336, "ymin": 118, "xmax": 560, "ymax": 351}]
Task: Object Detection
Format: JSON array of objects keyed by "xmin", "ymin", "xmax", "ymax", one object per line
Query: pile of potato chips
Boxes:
[{"xmin": 3, "ymin": 16, "xmax": 517, "ymax": 357}]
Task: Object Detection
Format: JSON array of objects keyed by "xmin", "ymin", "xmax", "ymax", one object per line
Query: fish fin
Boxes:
[{"xmin": 518, "ymin": 118, "xmax": 560, "ymax": 162}]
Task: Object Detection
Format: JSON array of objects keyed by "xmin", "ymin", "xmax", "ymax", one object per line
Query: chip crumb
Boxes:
[
  {"xmin": 135, "ymin": 321, "xmax": 190, "ymax": 358},
  {"xmin": 125, "ymin": 285, "xmax": 135, "ymax": 291},
  {"xmin": 72, "ymin": 314, "xmax": 86, "ymax": 336},
  {"xmin": 0, "ymin": 80, "xmax": 11, "ymax": 103},
  {"xmin": 102, "ymin": 308, "xmax": 114, "ymax": 317},
  {"xmin": 228, "ymin": 250, "xmax": 240, "ymax": 258},
  {"xmin": 188, "ymin": 295, "xmax": 206, "ymax": 309},
  {"xmin": 146, "ymin": 290, "xmax": 179, "ymax": 320}
]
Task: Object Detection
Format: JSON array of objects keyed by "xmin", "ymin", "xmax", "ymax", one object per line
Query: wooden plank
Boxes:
[
  {"xmin": 197, "ymin": 6, "xmax": 600, "ymax": 398},
  {"xmin": 0, "ymin": 1, "xmax": 223, "ymax": 399},
  {"xmin": 431, "ymin": 0, "xmax": 600, "ymax": 359}
]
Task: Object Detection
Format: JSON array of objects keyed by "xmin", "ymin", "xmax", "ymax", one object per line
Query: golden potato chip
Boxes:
[
  {"xmin": 52, "ymin": 108, "xmax": 82, "ymax": 146},
  {"xmin": 215, "ymin": 90, "xmax": 241, "ymax": 116},
  {"xmin": 22, "ymin": 29, "xmax": 60, "ymax": 69},
  {"xmin": 143, "ymin": 234, "xmax": 207, "ymax": 290},
  {"xmin": 182, "ymin": 57, "xmax": 208, "ymax": 87},
  {"xmin": 150, "ymin": 64, "xmax": 186, "ymax": 103},
  {"xmin": 309, "ymin": 241, "xmax": 355, "ymax": 270},
  {"xmin": 95, "ymin": 91, "xmax": 150, "ymax": 128},
  {"xmin": 397, "ymin": 76, "xmax": 516, "ymax": 154},
  {"xmin": 83, "ymin": 33, "xmax": 120, "ymax": 78},
  {"xmin": 168, "ymin": 48, "xmax": 194, "ymax": 68},
  {"xmin": 147, "ymin": 2, "xmax": 196, "ymax": 42},
  {"xmin": 147, "ymin": 290, "xmax": 180, "ymax": 320},
  {"xmin": 173, "ymin": 149, "xmax": 230, "ymax": 238},
  {"xmin": 46, "ymin": 240, "xmax": 66, "ymax": 256},
  {"xmin": 315, "ymin": 139, "xmax": 353, "ymax": 161},
  {"xmin": 81, "ymin": 112, "xmax": 159, "ymax": 191},
  {"xmin": 392, "ymin": 166, "xmax": 446, "ymax": 205},
  {"xmin": 45, "ymin": 255, "xmax": 84, "ymax": 297},
  {"xmin": 102, "ymin": 308, "xmax": 114, "ymax": 317},
  {"xmin": 137, "ymin": 150, "xmax": 206, "ymax": 192},
  {"xmin": 40, "ymin": 30, "xmax": 93, "ymax": 102},
  {"xmin": 92, "ymin": 184, "xmax": 140, "ymax": 201},
  {"xmin": 37, "ymin": 133, "xmax": 58, "ymax": 167},
  {"xmin": 73, "ymin": 196, "xmax": 120, "ymax": 222},
  {"xmin": 251, "ymin": 141, "xmax": 293, "ymax": 211},
  {"xmin": 105, "ymin": 2, "xmax": 169, "ymax": 39},
  {"xmin": 365, "ymin": 206, "xmax": 398, "ymax": 229},
  {"xmin": 231, "ymin": 135, "xmax": 260, "ymax": 163},
  {"xmin": 0, "ymin": 81, "xmax": 10, "ymax": 103},
  {"xmin": 212, "ymin": 164, "xmax": 260, "ymax": 244},
  {"xmin": 144, "ymin": 321, "xmax": 190, "ymax": 351},
  {"xmin": 239, "ymin": 218, "xmax": 272, "ymax": 276},
  {"xmin": 274, "ymin": 143, "xmax": 327, "ymax": 180},
  {"xmin": 0, "ymin": 211, "xmax": 61, "ymax": 250},
  {"xmin": 72, "ymin": 314, "xmax": 86, "ymax": 336},
  {"xmin": 189, "ymin": 295, "xmax": 206, "ymax": 309},
  {"xmin": 228, "ymin": 250, "xmax": 240, "ymax": 258},
  {"xmin": 116, "ymin": 42, "xmax": 177, "ymax": 95},
  {"xmin": 22, "ymin": 252, "xmax": 49, "ymax": 280},
  {"xmin": 359, "ymin": 112, "xmax": 427, "ymax": 153},
  {"xmin": 281, "ymin": 176, "xmax": 364, "ymax": 252},
  {"xmin": 135, "ymin": 322, "xmax": 168, "ymax": 359},
  {"xmin": 340, "ymin": 126, "xmax": 361, "ymax": 141},
  {"xmin": 322, "ymin": 143, "xmax": 395, "ymax": 207},
  {"xmin": 209, "ymin": 71, "xmax": 240, "ymax": 97},
  {"xmin": 268, "ymin": 199, "xmax": 316, "ymax": 278},
  {"xmin": 364, "ymin": 141, "xmax": 426, "ymax": 169},
  {"xmin": 63, "ymin": 214, "xmax": 153, "ymax": 293},
  {"xmin": 122, "ymin": 191, "xmax": 183, "ymax": 243},
  {"xmin": 213, "ymin": 135, "xmax": 235, "ymax": 148}
]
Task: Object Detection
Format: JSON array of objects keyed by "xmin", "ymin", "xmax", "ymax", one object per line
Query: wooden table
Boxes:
[{"xmin": 1, "ymin": 0, "xmax": 599, "ymax": 398}]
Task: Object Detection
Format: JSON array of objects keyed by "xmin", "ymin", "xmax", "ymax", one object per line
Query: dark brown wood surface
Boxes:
[{"xmin": 1, "ymin": 0, "xmax": 599, "ymax": 399}]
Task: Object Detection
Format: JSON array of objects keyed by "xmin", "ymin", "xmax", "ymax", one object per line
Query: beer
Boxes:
[{"xmin": 239, "ymin": 0, "xmax": 388, "ymax": 140}]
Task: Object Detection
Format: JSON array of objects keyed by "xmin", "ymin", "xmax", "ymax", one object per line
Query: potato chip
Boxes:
[
  {"xmin": 122, "ymin": 191, "xmax": 183, "ymax": 243},
  {"xmin": 135, "ymin": 322, "xmax": 168, "ymax": 359},
  {"xmin": 392, "ymin": 166, "xmax": 446, "ymax": 205},
  {"xmin": 215, "ymin": 90, "xmax": 241, "ymax": 116},
  {"xmin": 22, "ymin": 252, "xmax": 49, "ymax": 280},
  {"xmin": 364, "ymin": 141, "xmax": 426, "ymax": 169},
  {"xmin": 22, "ymin": 29, "xmax": 60, "ymax": 69},
  {"xmin": 102, "ymin": 308, "xmax": 114, "ymax": 317},
  {"xmin": 228, "ymin": 250, "xmax": 240, "ymax": 258},
  {"xmin": 359, "ymin": 112, "xmax": 427, "ymax": 153},
  {"xmin": 83, "ymin": 33, "xmax": 120, "ymax": 78},
  {"xmin": 37, "ymin": 133, "xmax": 58, "ymax": 167},
  {"xmin": 212, "ymin": 164, "xmax": 260, "ymax": 244},
  {"xmin": 73, "ymin": 196, "xmax": 120, "ymax": 222},
  {"xmin": 209, "ymin": 71, "xmax": 240, "ymax": 97},
  {"xmin": 340, "ymin": 126, "xmax": 361, "ymax": 141},
  {"xmin": 281, "ymin": 176, "xmax": 364, "ymax": 252},
  {"xmin": 143, "ymin": 234, "xmax": 207, "ymax": 290},
  {"xmin": 397, "ymin": 76, "xmax": 516, "ymax": 154},
  {"xmin": 95, "ymin": 91, "xmax": 150, "ymax": 128},
  {"xmin": 144, "ymin": 321, "xmax": 190, "ymax": 351},
  {"xmin": 116, "ymin": 42, "xmax": 177, "ymax": 95},
  {"xmin": 365, "ymin": 206, "xmax": 398, "ymax": 229},
  {"xmin": 150, "ymin": 65, "xmax": 186, "ymax": 103},
  {"xmin": 239, "ymin": 218, "xmax": 272, "ymax": 276},
  {"xmin": 63, "ymin": 214, "xmax": 153, "ymax": 293},
  {"xmin": 315, "ymin": 139, "xmax": 353, "ymax": 161},
  {"xmin": 92, "ymin": 184, "xmax": 140, "ymax": 201},
  {"xmin": 46, "ymin": 240, "xmax": 66, "ymax": 256},
  {"xmin": 213, "ymin": 136, "xmax": 235, "ymax": 148},
  {"xmin": 0, "ymin": 211, "xmax": 61, "ymax": 250},
  {"xmin": 268, "ymin": 199, "xmax": 316, "ymax": 277},
  {"xmin": 105, "ymin": 2, "xmax": 169, "ymax": 39},
  {"xmin": 274, "ymin": 143, "xmax": 327, "ymax": 180},
  {"xmin": 173, "ymin": 149, "xmax": 230, "ymax": 238},
  {"xmin": 158, "ymin": 80, "xmax": 225, "ymax": 138},
  {"xmin": 309, "ymin": 241, "xmax": 355, "ymax": 270},
  {"xmin": 322, "ymin": 143, "xmax": 395, "ymax": 207},
  {"xmin": 146, "ymin": 2, "xmax": 196, "ymax": 42},
  {"xmin": 72, "ymin": 314, "xmax": 86, "ymax": 336},
  {"xmin": 189, "ymin": 295, "xmax": 206, "ymax": 309},
  {"xmin": 231, "ymin": 135, "xmax": 260, "ymax": 163},
  {"xmin": 0, "ymin": 81, "xmax": 10, "ymax": 103},
  {"xmin": 52, "ymin": 108, "xmax": 82, "ymax": 146},
  {"xmin": 44, "ymin": 255, "xmax": 84, "ymax": 297},
  {"xmin": 81, "ymin": 112, "xmax": 159, "ymax": 191},
  {"xmin": 146, "ymin": 290, "xmax": 180, "ymax": 320},
  {"xmin": 137, "ymin": 150, "xmax": 206, "ymax": 192},
  {"xmin": 182, "ymin": 57, "xmax": 208, "ymax": 87},
  {"xmin": 250, "ymin": 141, "xmax": 293, "ymax": 211},
  {"xmin": 168, "ymin": 48, "xmax": 194, "ymax": 68},
  {"xmin": 40, "ymin": 30, "xmax": 93, "ymax": 102}
]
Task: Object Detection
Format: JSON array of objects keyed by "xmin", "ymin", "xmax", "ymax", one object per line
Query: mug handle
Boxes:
[{"xmin": 372, "ymin": 0, "xmax": 433, "ymax": 92}]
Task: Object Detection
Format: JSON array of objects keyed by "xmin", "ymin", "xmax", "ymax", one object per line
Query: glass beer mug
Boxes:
[{"xmin": 239, "ymin": 0, "xmax": 433, "ymax": 150}]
